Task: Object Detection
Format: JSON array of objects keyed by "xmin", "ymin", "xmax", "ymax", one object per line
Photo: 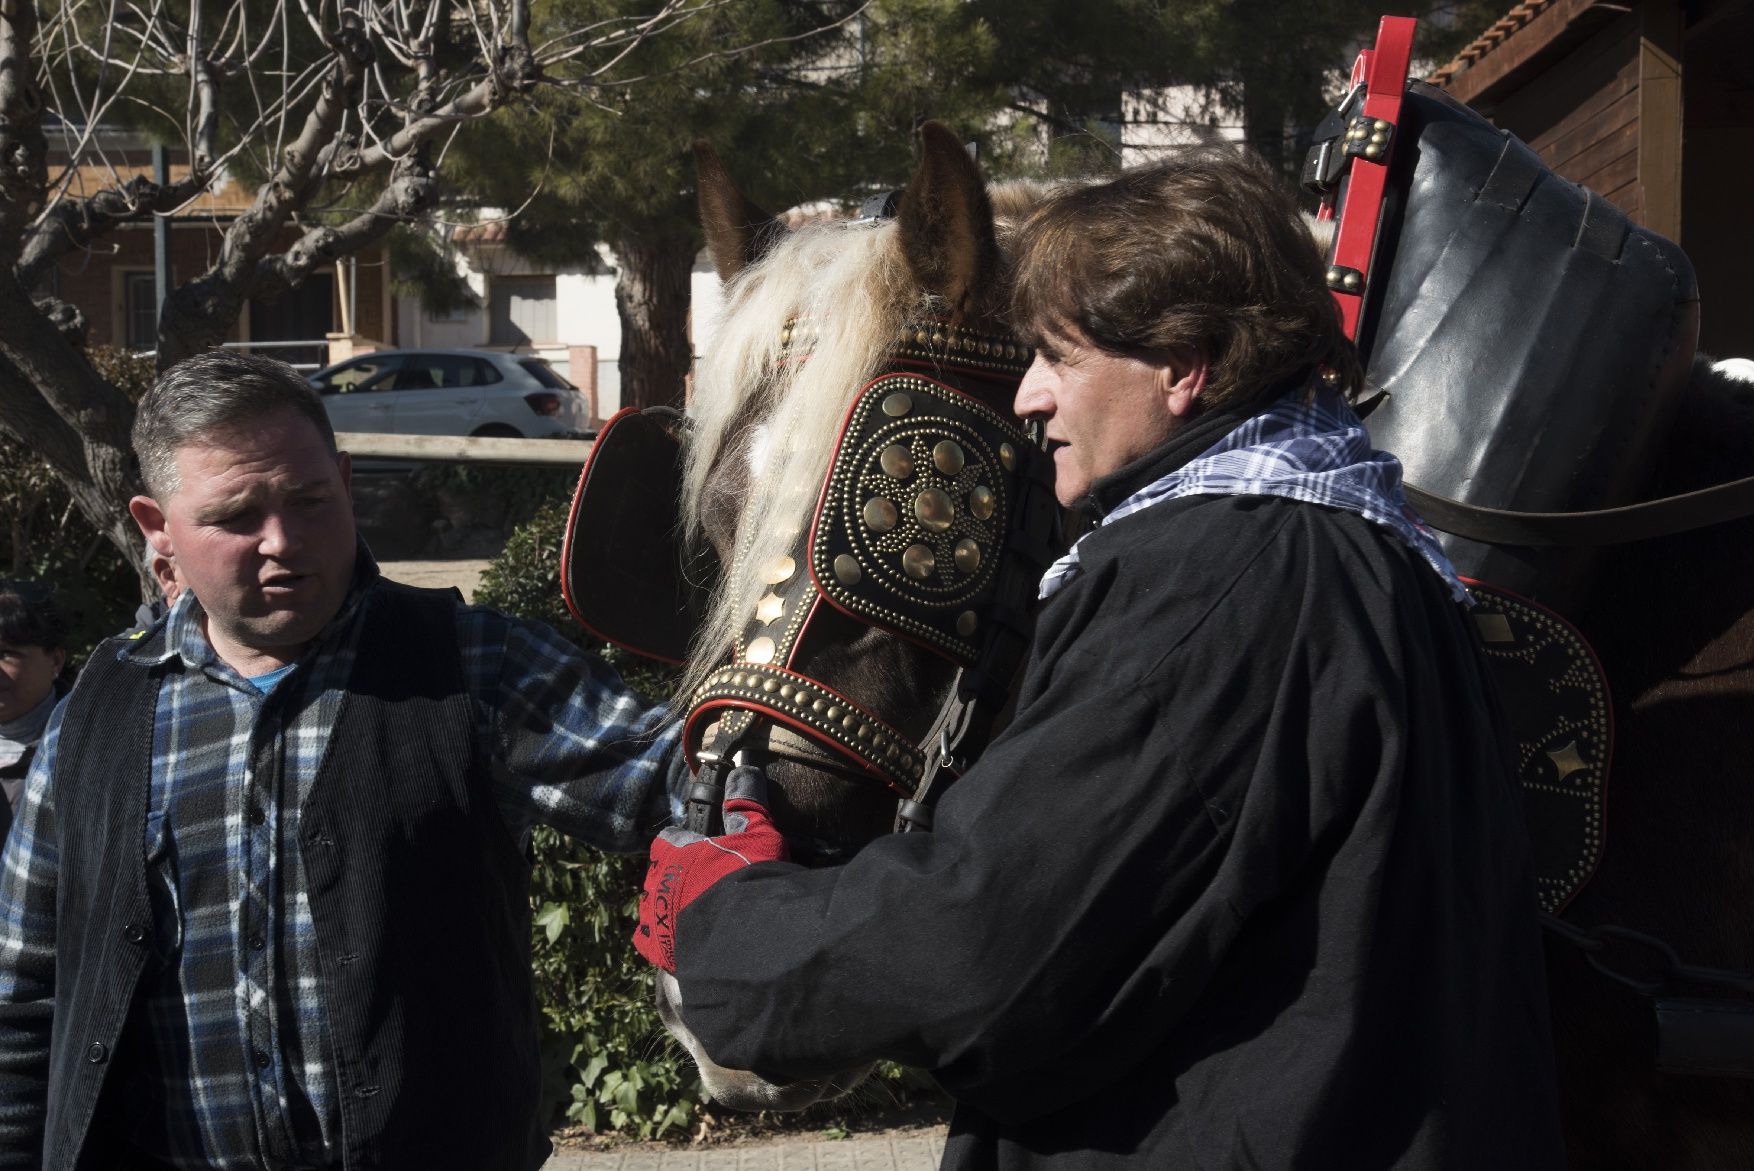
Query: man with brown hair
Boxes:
[{"xmin": 636, "ymin": 147, "xmax": 1565, "ymax": 1168}]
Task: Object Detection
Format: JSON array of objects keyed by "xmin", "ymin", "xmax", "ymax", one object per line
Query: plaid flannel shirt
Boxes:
[
  {"xmin": 0, "ymin": 557, "xmax": 683, "ymax": 1170},
  {"xmin": 1040, "ymin": 387, "xmax": 1467, "ymax": 603}
]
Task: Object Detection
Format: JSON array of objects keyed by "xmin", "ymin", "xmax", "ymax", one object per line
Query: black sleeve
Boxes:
[{"xmin": 672, "ymin": 514, "xmax": 1399, "ymax": 1120}]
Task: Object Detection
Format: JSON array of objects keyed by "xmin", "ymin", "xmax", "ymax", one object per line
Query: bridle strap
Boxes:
[
  {"xmin": 687, "ymin": 663, "xmax": 924, "ymax": 796},
  {"xmin": 1406, "ymin": 474, "xmax": 1754, "ymax": 548}
]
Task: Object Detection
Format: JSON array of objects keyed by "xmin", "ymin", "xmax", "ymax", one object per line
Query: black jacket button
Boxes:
[
  {"xmin": 123, "ymin": 923, "xmax": 146, "ymax": 944},
  {"xmin": 85, "ymin": 1042, "xmax": 107, "ymax": 1063}
]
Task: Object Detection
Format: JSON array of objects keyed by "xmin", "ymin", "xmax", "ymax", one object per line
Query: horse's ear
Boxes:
[
  {"xmin": 695, "ymin": 140, "xmax": 784, "ymax": 283},
  {"xmin": 895, "ymin": 122, "xmax": 999, "ymax": 322}
]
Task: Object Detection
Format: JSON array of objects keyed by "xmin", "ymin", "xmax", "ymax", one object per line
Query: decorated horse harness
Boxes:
[{"xmin": 564, "ymin": 317, "xmax": 1059, "ymax": 841}]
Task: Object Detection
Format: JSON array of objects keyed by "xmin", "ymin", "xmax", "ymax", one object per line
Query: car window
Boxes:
[
  {"xmin": 518, "ymin": 359, "xmax": 573, "ymax": 389},
  {"xmin": 316, "ymin": 354, "xmax": 405, "ymax": 394},
  {"xmin": 390, "ymin": 354, "xmax": 501, "ymax": 390}
]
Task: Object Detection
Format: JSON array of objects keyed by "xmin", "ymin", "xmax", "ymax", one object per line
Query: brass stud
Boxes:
[
  {"xmin": 731, "ymin": 673, "xmax": 746, "ymax": 687},
  {"xmin": 999, "ymin": 443, "xmax": 1017, "ymax": 471},
  {"xmin": 1363, "ymin": 144, "xmax": 1382, "ymax": 160},
  {"xmin": 780, "ymin": 684, "xmax": 795, "ymax": 699},
  {"xmin": 914, "ymin": 329, "xmax": 929, "ymax": 345},
  {"xmin": 745, "ymin": 637, "xmax": 776, "ymax": 665},
  {"xmin": 931, "ymin": 330, "xmax": 945, "ymax": 347},
  {"xmin": 842, "ymin": 714, "xmax": 858, "ymax": 731},
  {"xmin": 979, "ymin": 340, "xmax": 991, "ymax": 355},
  {"xmin": 781, "ymin": 325, "xmax": 793, "ymax": 344},
  {"xmin": 914, "ymin": 488, "xmax": 955, "ymax": 531},
  {"xmin": 756, "ymin": 592, "xmax": 785, "ymax": 623},
  {"xmin": 1342, "ymin": 272, "xmax": 1362, "ymax": 291},
  {"xmin": 1321, "ymin": 368, "xmax": 1341, "ymax": 386},
  {"xmin": 1003, "ymin": 345, "xmax": 1015, "ymax": 359},
  {"xmin": 863, "ymin": 497, "xmax": 899, "ymax": 532},
  {"xmin": 813, "ymin": 699, "xmax": 827, "ymax": 713},
  {"xmin": 879, "ymin": 445, "xmax": 913, "ymax": 480},
  {"xmin": 764, "ymin": 555, "xmax": 796, "ymax": 584},
  {"xmin": 956, "ymin": 611, "xmax": 978, "ymax": 637},
  {"xmin": 1374, "ymin": 119, "xmax": 1389, "ymax": 132},
  {"xmin": 954, "ymin": 538, "xmax": 981, "ymax": 575},
  {"xmin": 1370, "ymin": 131, "xmax": 1387, "ymax": 145},
  {"xmin": 826, "ymin": 706, "xmax": 842, "ymax": 720},
  {"xmin": 1326, "ymin": 267, "xmax": 1343, "ymax": 285},
  {"xmin": 932, "ymin": 440, "xmax": 965, "ymax": 475},
  {"xmin": 902, "ymin": 543, "xmax": 936, "ymax": 579},
  {"xmin": 834, "ymin": 554, "xmax": 862, "ymax": 585},
  {"xmin": 882, "ymin": 392, "xmax": 913, "ymax": 417},
  {"xmin": 762, "ymin": 678, "xmax": 779, "ymax": 693},
  {"xmin": 856, "ymin": 724, "xmax": 871, "ymax": 740},
  {"xmin": 969, "ymin": 484, "xmax": 996, "ymax": 520}
]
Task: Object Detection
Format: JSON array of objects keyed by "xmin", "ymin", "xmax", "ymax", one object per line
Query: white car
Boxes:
[{"xmin": 309, "ymin": 349, "xmax": 592, "ymax": 439}]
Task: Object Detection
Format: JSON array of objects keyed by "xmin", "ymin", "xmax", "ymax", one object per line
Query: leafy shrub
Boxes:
[
  {"xmin": 480, "ymin": 497, "xmax": 947, "ymax": 1138},
  {"xmin": 475, "ymin": 497, "xmax": 698, "ymax": 1137},
  {"xmin": 0, "ymin": 348, "xmax": 154, "ymax": 659}
]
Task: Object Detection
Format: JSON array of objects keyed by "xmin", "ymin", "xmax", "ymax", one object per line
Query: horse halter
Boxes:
[{"xmin": 682, "ymin": 318, "xmax": 1060, "ymax": 839}]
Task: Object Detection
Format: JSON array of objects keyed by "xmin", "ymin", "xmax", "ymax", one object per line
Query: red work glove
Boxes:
[{"xmin": 635, "ymin": 765, "xmax": 789, "ymax": 971}]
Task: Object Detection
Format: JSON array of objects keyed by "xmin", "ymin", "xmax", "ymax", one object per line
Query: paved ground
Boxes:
[
  {"xmin": 545, "ymin": 1131, "xmax": 947, "ymax": 1171},
  {"xmin": 377, "ymin": 558, "xmax": 493, "ymax": 602}
]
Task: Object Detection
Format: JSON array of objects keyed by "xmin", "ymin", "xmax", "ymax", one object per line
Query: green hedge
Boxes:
[{"xmin": 475, "ymin": 497, "xmax": 701, "ymax": 1137}]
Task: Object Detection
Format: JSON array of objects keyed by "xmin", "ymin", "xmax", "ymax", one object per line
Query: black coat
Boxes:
[{"xmin": 675, "ymin": 419, "xmax": 1565, "ymax": 1169}]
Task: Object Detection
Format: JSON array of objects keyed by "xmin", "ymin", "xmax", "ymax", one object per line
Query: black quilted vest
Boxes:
[{"xmin": 45, "ymin": 581, "xmax": 546, "ymax": 1171}]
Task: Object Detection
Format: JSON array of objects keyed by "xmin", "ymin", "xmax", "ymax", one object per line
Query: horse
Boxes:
[
  {"xmin": 1534, "ymin": 357, "xmax": 1754, "ymax": 1169},
  {"xmin": 650, "ymin": 122, "xmax": 1754, "ymax": 1164},
  {"xmin": 653, "ymin": 122, "xmax": 1057, "ymax": 1110}
]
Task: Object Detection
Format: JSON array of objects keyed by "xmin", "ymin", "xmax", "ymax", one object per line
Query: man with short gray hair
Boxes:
[{"xmin": 0, "ymin": 350, "xmax": 681, "ymax": 1171}]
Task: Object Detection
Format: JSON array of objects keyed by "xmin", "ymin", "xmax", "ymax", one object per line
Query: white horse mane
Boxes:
[{"xmin": 680, "ymin": 181, "xmax": 1053, "ymax": 699}]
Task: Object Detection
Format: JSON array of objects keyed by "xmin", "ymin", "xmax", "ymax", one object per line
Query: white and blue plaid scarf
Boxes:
[{"xmin": 1039, "ymin": 387, "xmax": 1468, "ymax": 603}]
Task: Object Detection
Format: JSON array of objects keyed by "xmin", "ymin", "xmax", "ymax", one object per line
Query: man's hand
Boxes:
[{"xmin": 635, "ymin": 766, "xmax": 788, "ymax": 971}]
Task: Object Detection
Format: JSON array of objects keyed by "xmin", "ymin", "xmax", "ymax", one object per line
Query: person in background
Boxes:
[{"xmin": 0, "ymin": 581, "xmax": 68, "ymax": 844}]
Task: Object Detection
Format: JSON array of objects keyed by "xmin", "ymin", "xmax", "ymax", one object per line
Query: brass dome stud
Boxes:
[
  {"xmin": 953, "ymin": 539, "xmax": 981, "ymax": 575},
  {"xmin": 882, "ymin": 393, "xmax": 913, "ymax": 417},
  {"xmin": 956, "ymin": 611, "xmax": 978, "ymax": 637},
  {"xmin": 764, "ymin": 555, "xmax": 796, "ymax": 584},
  {"xmin": 969, "ymin": 484, "xmax": 996, "ymax": 520},
  {"xmin": 863, "ymin": 497, "xmax": 899, "ymax": 532},
  {"xmin": 999, "ymin": 443, "xmax": 1017, "ymax": 471},
  {"xmin": 833, "ymin": 554, "xmax": 863, "ymax": 585},
  {"xmin": 745, "ymin": 638, "xmax": 776, "ymax": 665},
  {"xmin": 880, "ymin": 445, "xmax": 913, "ymax": 479},
  {"xmin": 914, "ymin": 488, "xmax": 955, "ymax": 532},
  {"xmin": 902, "ymin": 544, "xmax": 936, "ymax": 579},
  {"xmin": 933, "ymin": 440, "xmax": 966, "ymax": 475}
]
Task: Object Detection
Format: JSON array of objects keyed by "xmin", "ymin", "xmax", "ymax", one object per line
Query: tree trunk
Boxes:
[
  {"xmin": 1241, "ymin": 74, "xmax": 1289, "ymax": 180},
  {"xmin": 613, "ymin": 232, "xmax": 697, "ymax": 411}
]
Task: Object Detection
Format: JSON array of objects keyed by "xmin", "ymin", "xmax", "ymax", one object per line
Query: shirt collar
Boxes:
[
  {"xmin": 1080, "ymin": 402, "xmax": 1256, "ymax": 519},
  {"xmin": 121, "ymin": 538, "xmax": 381, "ymax": 670}
]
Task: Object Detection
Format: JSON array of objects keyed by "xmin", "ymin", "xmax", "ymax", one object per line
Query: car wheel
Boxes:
[{"xmin": 471, "ymin": 424, "xmax": 522, "ymax": 439}]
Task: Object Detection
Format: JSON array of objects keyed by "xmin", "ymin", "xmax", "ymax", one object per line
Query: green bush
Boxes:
[
  {"xmin": 480, "ymin": 497, "xmax": 946, "ymax": 1138},
  {"xmin": 475, "ymin": 497, "xmax": 699, "ymax": 1138},
  {"xmin": 0, "ymin": 348, "xmax": 154, "ymax": 660}
]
